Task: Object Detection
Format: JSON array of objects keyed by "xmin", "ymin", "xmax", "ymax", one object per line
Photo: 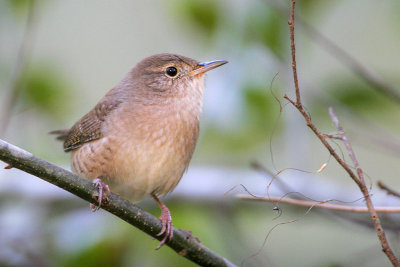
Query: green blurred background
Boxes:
[{"xmin": 1, "ymin": 0, "xmax": 400, "ymax": 266}]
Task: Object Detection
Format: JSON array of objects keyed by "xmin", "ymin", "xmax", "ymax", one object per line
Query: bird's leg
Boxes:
[
  {"xmin": 90, "ymin": 177, "xmax": 110, "ymax": 212},
  {"xmin": 152, "ymin": 194, "xmax": 173, "ymax": 249}
]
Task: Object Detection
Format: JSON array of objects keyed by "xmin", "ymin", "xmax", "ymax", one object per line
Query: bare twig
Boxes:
[
  {"xmin": 283, "ymin": 1, "xmax": 399, "ymax": 266},
  {"xmin": 378, "ymin": 181, "xmax": 400, "ymax": 199},
  {"xmin": 287, "ymin": 0, "xmax": 301, "ymax": 105},
  {"xmin": 0, "ymin": 0, "xmax": 37, "ymax": 135},
  {"xmin": 0, "ymin": 139, "xmax": 235, "ymax": 267},
  {"xmin": 322, "ymin": 133, "xmax": 342, "ymax": 140},
  {"xmin": 238, "ymin": 195, "xmax": 400, "ymax": 214},
  {"xmin": 328, "ymin": 108, "xmax": 364, "ymax": 183},
  {"xmin": 327, "ymin": 108, "xmax": 398, "ymax": 265}
]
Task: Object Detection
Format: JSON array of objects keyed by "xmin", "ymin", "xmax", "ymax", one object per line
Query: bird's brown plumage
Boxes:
[
  {"xmin": 54, "ymin": 53, "xmax": 227, "ymax": 248},
  {"xmin": 63, "ymin": 97, "xmax": 123, "ymax": 151},
  {"xmin": 57, "ymin": 54, "xmax": 226, "ymax": 201}
]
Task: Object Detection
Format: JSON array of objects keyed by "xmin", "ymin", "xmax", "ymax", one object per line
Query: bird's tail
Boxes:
[{"xmin": 49, "ymin": 129, "xmax": 70, "ymax": 141}]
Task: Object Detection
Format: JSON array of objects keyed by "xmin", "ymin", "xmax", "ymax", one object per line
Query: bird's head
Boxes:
[{"xmin": 126, "ymin": 53, "xmax": 227, "ymax": 101}]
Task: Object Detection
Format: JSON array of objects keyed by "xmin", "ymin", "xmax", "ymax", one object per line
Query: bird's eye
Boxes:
[{"xmin": 165, "ymin": 66, "xmax": 178, "ymax": 77}]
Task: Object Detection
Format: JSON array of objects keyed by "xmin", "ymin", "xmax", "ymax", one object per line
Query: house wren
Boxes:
[{"xmin": 53, "ymin": 53, "xmax": 227, "ymax": 248}]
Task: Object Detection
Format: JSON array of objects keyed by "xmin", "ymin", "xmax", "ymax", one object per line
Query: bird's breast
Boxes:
[{"xmin": 98, "ymin": 100, "xmax": 201, "ymax": 201}]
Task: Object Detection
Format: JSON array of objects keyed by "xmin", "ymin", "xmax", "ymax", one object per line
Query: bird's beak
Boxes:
[{"xmin": 189, "ymin": 60, "xmax": 228, "ymax": 76}]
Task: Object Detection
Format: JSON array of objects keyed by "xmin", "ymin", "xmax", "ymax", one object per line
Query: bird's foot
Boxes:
[
  {"xmin": 90, "ymin": 178, "xmax": 110, "ymax": 212},
  {"xmin": 156, "ymin": 205, "xmax": 173, "ymax": 250},
  {"xmin": 4, "ymin": 165, "xmax": 12, "ymax": 169},
  {"xmin": 152, "ymin": 195, "xmax": 173, "ymax": 249}
]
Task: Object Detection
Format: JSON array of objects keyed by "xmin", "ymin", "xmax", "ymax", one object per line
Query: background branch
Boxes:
[
  {"xmin": 0, "ymin": 139, "xmax": 235, "ymax": 267},
  {"xmin": 378, "ymin": 181, "xmax": 400, "ymax": 199},
  {"xmin": 0, "ymin": 0, "xmax": 37, "ymax": 135},
  {"xmin": 238, "ymin": 195, "xmax": 400, "ymax": 214},
  {"xmin": 266, "ymin": 0, "xmax": 400, "ymax": 105}
]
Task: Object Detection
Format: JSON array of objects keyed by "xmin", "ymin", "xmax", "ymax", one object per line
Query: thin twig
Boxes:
[
  {"xmin": 0, "ymin": 1, "xmax": 37, "ymax": 135},
  {"xmin": 327, "ymin": 108, "xmax": 398, "ymax": 265},
  {"xmin": 284, "ymin": 1, "xmax": 399, "ymax": 266},
  {"xmin": 284, "ymin": 93, "xmax": 363, "ymax": 188},
  {"xmin": 328, "ymin": 108, "xmax": 364, "ymax": 184},
  {"xmin": 0, "ymin": 139, "xmax": 235, "ymax": 267},
  {"xmin": 322, "ymin": 133, "xmax": 342, "ymax": 140},
  {"xmin": 238, "ymin": 195, "xmax": 400, "ymax": 214},
  {"xmin": 287, "ymin": 0, "xmax": 301, "ymax": 105},
  {"xmin": 378, "ymin": 181, "xmax": 400, "ymax": 199}
]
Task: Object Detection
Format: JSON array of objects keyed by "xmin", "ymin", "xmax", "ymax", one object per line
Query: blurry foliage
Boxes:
[
  {"xmin": 393, "ymin": 2, "xmax": 400, "ymax": 32},
  {"xmin": 54, "ymin": 203, "xmax": 228, "ymax": 267},
  {"xmin": 197, "ymin": 84, "xmax": 281, "ymax": 164},
  {"xmin": 296, "ymin": 0, "xmax": 332, "ymax": 18},
  {"xmin": 244, "ymin": 4, "xmax": 286, "ymax": 59},
  {"xmin": 243, "ymin": 84, "xmax": 279, "ymax": 132},
  {"xmin": 325, "ymin": 77, "xmax": 390, "ymax": 112},
  {"xmin": 170, "ymin": 0, "xmax": 220, "ymax": 37},
  {"xmin": 200, "ymin": 128, "xmax": 256, "ymax": 157},
  {"xmin": 6, "ymin": 0, "xmax": 32, "ymax": 19},
  {"xmin": 61, "ymin": 239, "xmax": 128, "ymax": 267},
  {"xmin": 18, "ymin": 64, "xmax": 71, "ymax": 118}
]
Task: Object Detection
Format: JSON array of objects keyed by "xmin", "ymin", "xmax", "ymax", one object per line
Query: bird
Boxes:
[{"xmin": 52, "ymin": 53, "xmax": 227, "ymax": 249}]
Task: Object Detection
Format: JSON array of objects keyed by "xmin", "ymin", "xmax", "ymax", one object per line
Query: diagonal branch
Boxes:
[
  {"xmin": 0, "ymin": 139, "xmax": 235, "ymax": 267},
  {"xmin": 0, "ymin": 0, "xmax": 37, "ymax": 135},
  {"xmin": 284, "ymin": 1, "xmax": 399, "ymax": 266},
  {"xmin": 378, "ymin": 181, "xmax": 400, "ymax": 199},
  {"xmin": 298, "ymin": 14, "xmax": 400, "ymax": 105},
  {"xmin": 328, "ymin": 108, "xmax": 364, "ymax": 184},
  {"xmin": 327, "ymin": 108, "xmax": 398, "ymax": 266},
  {"xmin": 266, "ymin": 0, "xmax": 400, "ymax": 105}
]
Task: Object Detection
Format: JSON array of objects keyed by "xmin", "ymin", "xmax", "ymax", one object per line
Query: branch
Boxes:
[
  {"xmin": 328, "ymin": 108, "xmax": 364, "ymax": 183},
  {"xmin": 0, "ymin": 0, "xmax": 37, "ymax": 135},
  {"xmin": 287, "ymin": 0, "xmax": 301, "ymax": 105},
  {"xmin": 284, "ymin": 1, "xmax": 399, "ymax": 266},
  {"xmin": 327, "ymin": 108, "xmax": 399, "ymax": 265},
  {"xmin": 0, "ymin": 139, "xmax": 235, "ymax": 267},
  {"xmin": 378, "ymin": 181, "xmax": 400, "ymax": 199},
  {"xmin": 238, "ymin": 195, "xmax": 400, "ymax": 214}
]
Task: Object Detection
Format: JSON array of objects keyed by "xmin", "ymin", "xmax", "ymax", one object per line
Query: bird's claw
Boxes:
[
  {"xmin": 90, "ymin": 178, "xmax": 110, "ymax": 212},
  {"xmin": 155, "ymin": 204, "xmax": 173, "ymax": 250}
]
